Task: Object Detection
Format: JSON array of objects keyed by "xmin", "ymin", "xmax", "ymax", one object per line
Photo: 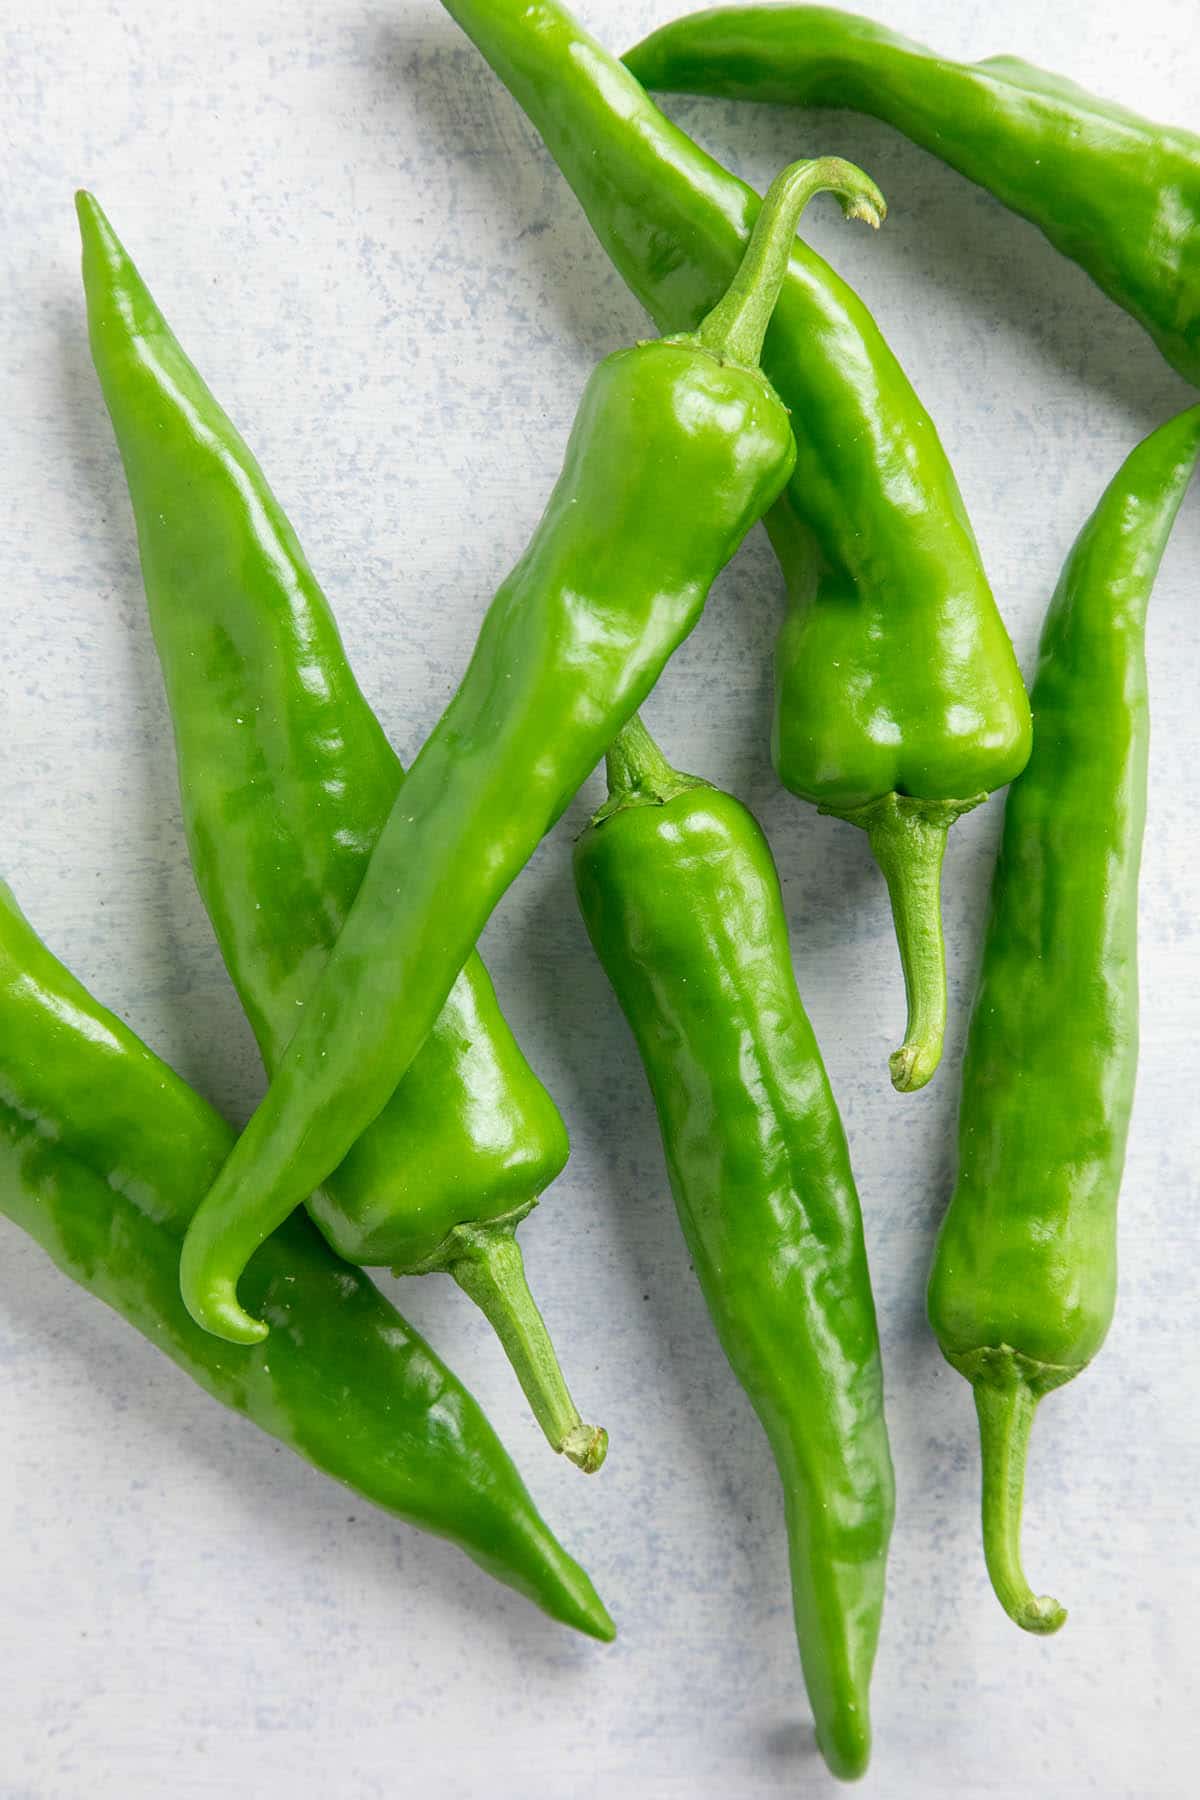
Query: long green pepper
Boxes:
[
  {"xmin": 443, "ymin": 0, "xmax": 1032, "ymax": 1094},
  {"xmin": 77, "ymin": 192, "xmax": 604, "ymax": 1472},
  {"xmin": 176, "ymin": 156, "xmax": 886, "ymax": 1345},
  {"xmin": 625, "ymin": 6, "xmax": 1200, "ymax": 386},
  {"xmin": 0, "ymin": 883, "xmax": 613, "ymax": 1640},
  {"xmin": 928, "ymin": 406, "xmax": 1200, "ymax": 1632},
  {"xmin": 574, "ymin": 717, "xmax": 893, "ymax": 1783}
]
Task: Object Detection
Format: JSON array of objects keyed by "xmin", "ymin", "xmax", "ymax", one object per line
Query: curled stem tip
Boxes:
[
  {"xmin": 447, "ymin": 1222, "xmax": 606, "ymax": 1473},
  {"xmin": 695, "ymin": 156, "xmax": 885, "ymax": 369},
  {"xmin": 974, "ymin": 1374, "xmax": 1067, "ymax": 1635},
  {"xmin": 563, "ymin": 1421, "xmax": 610, "ymax": 1474}
]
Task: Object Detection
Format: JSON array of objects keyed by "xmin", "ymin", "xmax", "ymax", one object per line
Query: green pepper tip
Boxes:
[
  {"xmin": 578, "ymin": 1593, "xmax": 618, "ymax": 1645},
  {"xmin": 816, "ymin": 1722, "xmax": 871, "ymax": 1784},
  {"xmin": 74, "ymin": 187, "xmax": 109, "ymax": 241},
  {"xmin": 811, "ymin": 1672, "xmax": 873, "ymax": 1781},
  {"xmin": 75, "ymin": 188, "xmax": 128, "ymax": 290},
  {"xmin": 179, "ymin": 1253, "xmax": 269, "ymax": 1346}
]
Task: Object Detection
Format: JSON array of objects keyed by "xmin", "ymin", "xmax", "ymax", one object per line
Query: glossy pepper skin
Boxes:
[
  {"xmin": 77, "ymin": 194, "xmax": 604, "ymax": 1474},
  {"xmin": 626, "ymin": 6, "xmax": 1200, "ymax": 386},
  {"xmin": 444, "ymin": 0, "xmax": 1032, "ymax": 1095},
  {"xmin": 574, "ymin": 717, "xmax": 893, "ymax": 1782},
  {"xmin": 178, "ymin": 157, "xmax": 885, "ymax": 1347},
  {"xmin": 0, "ymin": 883, "xmax": 614, "ymax": 1642},
  {"xmin": 927, "ymin": 406, "xmax": 1200, "ymax": 1633}
]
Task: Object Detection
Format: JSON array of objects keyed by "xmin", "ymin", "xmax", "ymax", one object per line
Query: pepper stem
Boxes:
[
  {"xmin": 693, "ymin": 157, "xmax": 886, "ymax": 370},
  {"xmin": 605, "ymin": 714, "xmax": 674, "ymax": 796},
  {"xmin": 446, "ymin": 1222, "xmax": 607, "ymax": 1473},
  {"xmin": 833, "ymin": 791, "xmax": 982, "ymax": 1092},
  {"xmin": 974, "ymin": 1372, "xmax": 1067, "ymax": 1635}
]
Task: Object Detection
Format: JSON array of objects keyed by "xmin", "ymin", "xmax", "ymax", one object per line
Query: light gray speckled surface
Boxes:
[{"xmin": 2, "ymin": 2, "xmax": 1198, "ymax": 1795}]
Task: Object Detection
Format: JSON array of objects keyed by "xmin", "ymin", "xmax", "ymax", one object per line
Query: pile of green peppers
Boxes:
[{"xmin": 3, "ymin": 1, "xmax": 1198, "ymax": 1783}]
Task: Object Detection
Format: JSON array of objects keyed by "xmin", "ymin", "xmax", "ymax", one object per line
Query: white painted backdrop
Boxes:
[{"xmin": 1, "ymin": 1, "xmax": 1197, "ymax": 1794}]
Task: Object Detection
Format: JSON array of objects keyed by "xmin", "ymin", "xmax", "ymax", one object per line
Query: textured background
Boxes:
[{"xmin": 1, "ymin": 1, "xmax": 1198, "ymax": 1795}]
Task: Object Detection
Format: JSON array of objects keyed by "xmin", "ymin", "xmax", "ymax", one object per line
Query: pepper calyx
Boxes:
[{"xmin": 589, "ymin": 713, "xmax": 708, "ymax": 828}]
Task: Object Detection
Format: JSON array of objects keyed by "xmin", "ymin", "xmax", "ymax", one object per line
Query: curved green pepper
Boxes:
[
  {"xmin": 175, "ymin": 156, "xmax": 885, "ymax": 1346},
  {"xmin": 77, "ymin": 192, "xmax": 604, "ymax": 1472},
  {"xmin": 443, "ymin": 0, "xmax": 1032, "ymax": 1094},
  {"xmin": 574, "ymin": 716, "xmax": 893, "ymax": 1783},
  {"xmin": 0, "ymin": 882, "xmax": 614, "ymax": 1641},
  {"xmin": 625, "ymin": 6, "xmax": 1200, "ymax": 386},
  {"xmin": 927, "ymin": 405, "xmax": 1200, "ymax": 1632}
]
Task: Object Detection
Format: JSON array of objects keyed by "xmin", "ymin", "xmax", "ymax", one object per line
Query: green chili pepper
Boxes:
[
  {"xmin": 625, "ymin": 6, "xmax": 1200, "ymax": 386},
  {"xmin": 443, "ymin": 0, "xmax": 1032, "ymax": 1095},
  {"xmin": 77, "ymin": 193, "xmax": 605, "ymax": 1474},
  {"xmin": 927, "ymin": 405, "xmax": 1200, "ymax": 1633},
  {"xmin": 574, "ymin": 715, "xmax": 893, "ymax": 1783},
  {"xmin": 177, "ymin": 154, "xmax": 884, "ymax": 1347},
  {"xmin": 0, "ymin": 882, "xmax": 614, "ymax": 1641}
]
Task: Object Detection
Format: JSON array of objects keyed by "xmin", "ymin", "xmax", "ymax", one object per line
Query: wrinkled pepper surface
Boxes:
[
  {"xmin": 928, "ymin": 405, "xmax": 1200, "ymax": 1631},
  {"xmin": 78, "ymin": 191, "xmax": 604, "ymax": 1472},
  {"xmin": 0, "ymin": 882, "xmax": 614, "ymax": 1640},
  {"xmin": 575, "ymin": 715, "xmax": 893, "ymax": 1782},
  {"xmin": 626, "ymin": 6, "xmax": 1200, "ymax": 386},
  {"xmin": 176, "ymin": 156, "xmax": 885, "ymax": 1344},
  {"xmin": 444, "ymin": 0, "xmax": 1032, "ymax": 1094}
]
